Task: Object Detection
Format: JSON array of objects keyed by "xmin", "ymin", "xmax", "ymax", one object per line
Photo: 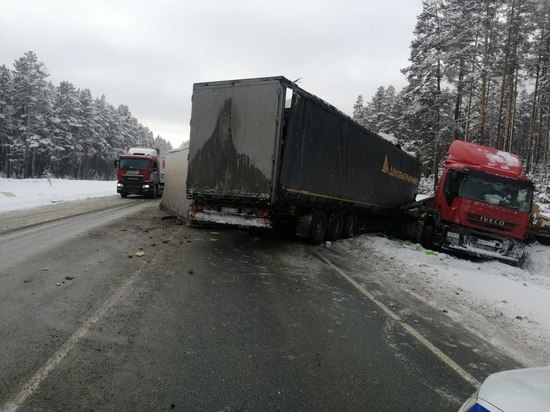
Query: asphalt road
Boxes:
[{"xmin": 0, "ymin": 201, "xmax": 515, "ymax": 411}]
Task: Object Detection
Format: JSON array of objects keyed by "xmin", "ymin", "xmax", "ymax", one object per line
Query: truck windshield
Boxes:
[
  {"xmin": 458, "ymin": 174, "xmax": 533, "ymax": 212},
  {"xmin": 119, "ymin": 158, "xmax": 148, "ymax": 170}
]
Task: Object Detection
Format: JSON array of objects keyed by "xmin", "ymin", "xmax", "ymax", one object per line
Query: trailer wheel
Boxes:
[
  {"xmin": 327, "ymin": 212, "xmax": 344, "ymax": 241},
  {"xmin": 342, "ymin": 213, "xmax": 357, "ymax": 238},
  {"xmin": 121, "ymin": 192, "xmax": 128, "ymax": 198},
  {"xmin": 308, "ymin": 211, "xmax": 327, "ymax": 244}
]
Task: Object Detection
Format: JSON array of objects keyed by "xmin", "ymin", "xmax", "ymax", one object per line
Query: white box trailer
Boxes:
[{"xmin": 159, "ymin": 144, "xmax": 190, "ymax": 219}]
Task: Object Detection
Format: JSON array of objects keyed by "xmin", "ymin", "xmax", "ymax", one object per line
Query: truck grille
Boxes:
[
  {"xmin": 467, "ymin": 213, "xmax": 516, "ymax": 233},
  {"xmin": 123, "ymin": 175, "xmax": 144, "ymax": 183}
]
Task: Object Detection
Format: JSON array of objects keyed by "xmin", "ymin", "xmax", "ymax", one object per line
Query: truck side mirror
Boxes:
[{"xmin": 113, "ymin": 159, "xmax": 118, "ymax": 169}]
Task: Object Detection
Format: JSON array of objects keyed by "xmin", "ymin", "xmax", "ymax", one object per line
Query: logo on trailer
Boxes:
[
  {"xmin": 381, "ymin": 155, "xmax": 419, "ymax": 185},
  {"xmin": 382, "ymin": 156, "xmax": 390, "ymax": 174}
]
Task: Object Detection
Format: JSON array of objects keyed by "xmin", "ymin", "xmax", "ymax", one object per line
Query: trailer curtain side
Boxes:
[{"xmin": 279, "ymin": 93, "xmax": 421, "ymax": 208}]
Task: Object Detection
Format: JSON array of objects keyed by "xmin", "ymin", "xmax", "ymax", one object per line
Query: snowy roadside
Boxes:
[
  {"xmin": 0, "ymin": 178, "xmax": 116, "ymax": 213},
  {"xmin": 340, "ymin": 235, "xmax": 550, "ymax": 367}
]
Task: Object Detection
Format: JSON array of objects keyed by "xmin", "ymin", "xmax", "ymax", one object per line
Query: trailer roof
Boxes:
[
  {"xmin": 192, "ymin": 76, "xmax": 419, "ymax": 163},
  {"xmin": 193, "ymin": 76, "xmax": 352, "ymax": 124},
  {"xmin": 447, "ymin": 140, "xmax": 529, "ymax": 180}
]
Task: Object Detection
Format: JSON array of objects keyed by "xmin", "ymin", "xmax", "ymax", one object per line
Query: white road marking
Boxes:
[
  {"xmin": 312, "ymin": 248, "xmax": 480, "ymax": 388},
  {"xmin": 1, "ymin": 250, "xmax": 165, "ymax": 412}
]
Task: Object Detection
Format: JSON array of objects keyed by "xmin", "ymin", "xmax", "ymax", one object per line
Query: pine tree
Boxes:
[
  {"xmin": 365, "ymin": 86, "xmax": 386, "ymax": 132},
  {"xmin": 0, "ymin": 65, "xmax": 15, "ymax": 177},
  {"xmin": 525, "ymin": 0, "xmax": 550, "ymax": 171},
  {"xmin": 379, "ymin": 85, "xmax": 398, "ymax": 134},
  {"xmin": 153, "ymin": 135, "xmax": 172, "ymax": 152},
  {"xmin": 12, "ymin": 51, "xmax": 51, "ymax": 177},
  {"xmin": 51, "ymin": 81, "xmax": 82, "ymax": 177},
  {"xmin": 477, "ymin": 0, "xmax": 502, "ymax": 145},
  {"xmin": 354, "ymin": 85, "xmax": 403, "ymax": 138},
  {"xmin": 0, "ymin": 51, "xmax": 173, "ymax": 178},
  {"xmin": 401, "ymin": 0, "xmax": 454, "ymax": 156},
  {"xmin": 352, "ymin": 95, "xmax": 367, "ymax": 127},
  {"xmin": 94, "ymin": 95, "xmax": 118, "ymax": 178},
  {"xmin": 77, "ymin": 88, "xmax": 97, "ymax": 179}
]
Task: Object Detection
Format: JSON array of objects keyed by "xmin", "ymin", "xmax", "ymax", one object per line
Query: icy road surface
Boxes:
[{"xmin": 0, "ymin": 205, "xmax": 477, "ymax": 410}]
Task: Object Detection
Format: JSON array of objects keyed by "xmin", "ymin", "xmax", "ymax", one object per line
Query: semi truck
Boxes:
[
  {"xmin": 186, "ymin": 76, "xmax": 421, "ymax": 243},
  {"xmin": 115, "ymin": 147, "xmax": 166, "ymax": 198},
  {"xmin": 186, "ymin": 76, "xmax": 534, "ymax": 264}
]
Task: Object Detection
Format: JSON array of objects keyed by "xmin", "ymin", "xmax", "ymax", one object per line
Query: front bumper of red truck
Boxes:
[
  {"xmin": 437, "ymin": 225, "xmax": 526, "ymax": 265},
  {"xmin": 117, "ymin": 182, "xmax": 156, "ymax": 196}
]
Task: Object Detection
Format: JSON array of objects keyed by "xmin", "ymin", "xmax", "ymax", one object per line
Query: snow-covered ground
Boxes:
[
  {"xmin": 2, "ymin": 178, "xmax": 549, "ymax": 366},
  {"xmin": 341, "ymin": 235, "xmax": 550, "ymax": 367},
  {"xmin": 0, "ymin": 178, "xmax": 115, "ymax": 213}
]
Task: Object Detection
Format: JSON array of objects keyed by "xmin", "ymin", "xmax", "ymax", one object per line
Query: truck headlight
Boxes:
[
  {"xmin": 117, "ymin": 183, "xmax": 123, "ymax": 188},
  {"xmin": 142, "ymin": 184, "xmax": 150, "ymax": 189}
]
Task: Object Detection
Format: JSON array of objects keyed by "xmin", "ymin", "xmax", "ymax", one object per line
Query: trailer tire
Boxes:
[
  {"xmin": 308, "ymin": 211, "xmax": 327, "ymax": 245},
  {"xmin": 327, "ymin": 212, "xmax": 344, "ymax": 241},
  {"xmin": 342, "ymin": 213, "xmax": 357, "ymax": 238},
  {"xmin": 121, "ymin": 192, "xmax": 128, "ymax": 198}
]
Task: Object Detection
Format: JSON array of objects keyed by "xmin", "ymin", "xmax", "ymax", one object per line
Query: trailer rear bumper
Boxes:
[{"xmin": 189, "ymin": 210, "xmax": 272, "ymax": 228}]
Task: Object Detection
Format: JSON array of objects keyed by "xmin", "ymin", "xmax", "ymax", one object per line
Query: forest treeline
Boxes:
[
  {"xmin": 353, "ymin": 0, "xmax": 549, "ymax": 177},
  {"xmin": 0, "ymin": 51, "xmax": 172, "ymax": 179}
]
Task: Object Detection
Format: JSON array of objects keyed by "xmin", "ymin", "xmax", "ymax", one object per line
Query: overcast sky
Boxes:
[{"xmin": 0, "ymin": 0, "xmax": 422, "ymax": 148}]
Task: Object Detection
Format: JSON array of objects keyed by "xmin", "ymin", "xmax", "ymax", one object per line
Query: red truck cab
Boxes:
[
  {"xmin": 115, "ymin": 148, "xmax": 164, "ymax": 198},
  {"xmin": 429, "ymin": 141, "xmax": 534, "ymax": 264}
]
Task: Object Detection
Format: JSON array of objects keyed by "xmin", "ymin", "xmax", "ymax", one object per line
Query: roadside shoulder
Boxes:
[{"xmin": 0, "ymin": 196, "xmax": 139, "ymax": 234}]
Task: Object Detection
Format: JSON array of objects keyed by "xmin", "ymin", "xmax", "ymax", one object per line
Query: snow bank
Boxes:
[
  {"xmin": 347, "ymin": 235, "xmax": 550, "ymax": 365},
  {"xmin": 0, "ymin": 178, "xmax": 116, "ymax": 213}
]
